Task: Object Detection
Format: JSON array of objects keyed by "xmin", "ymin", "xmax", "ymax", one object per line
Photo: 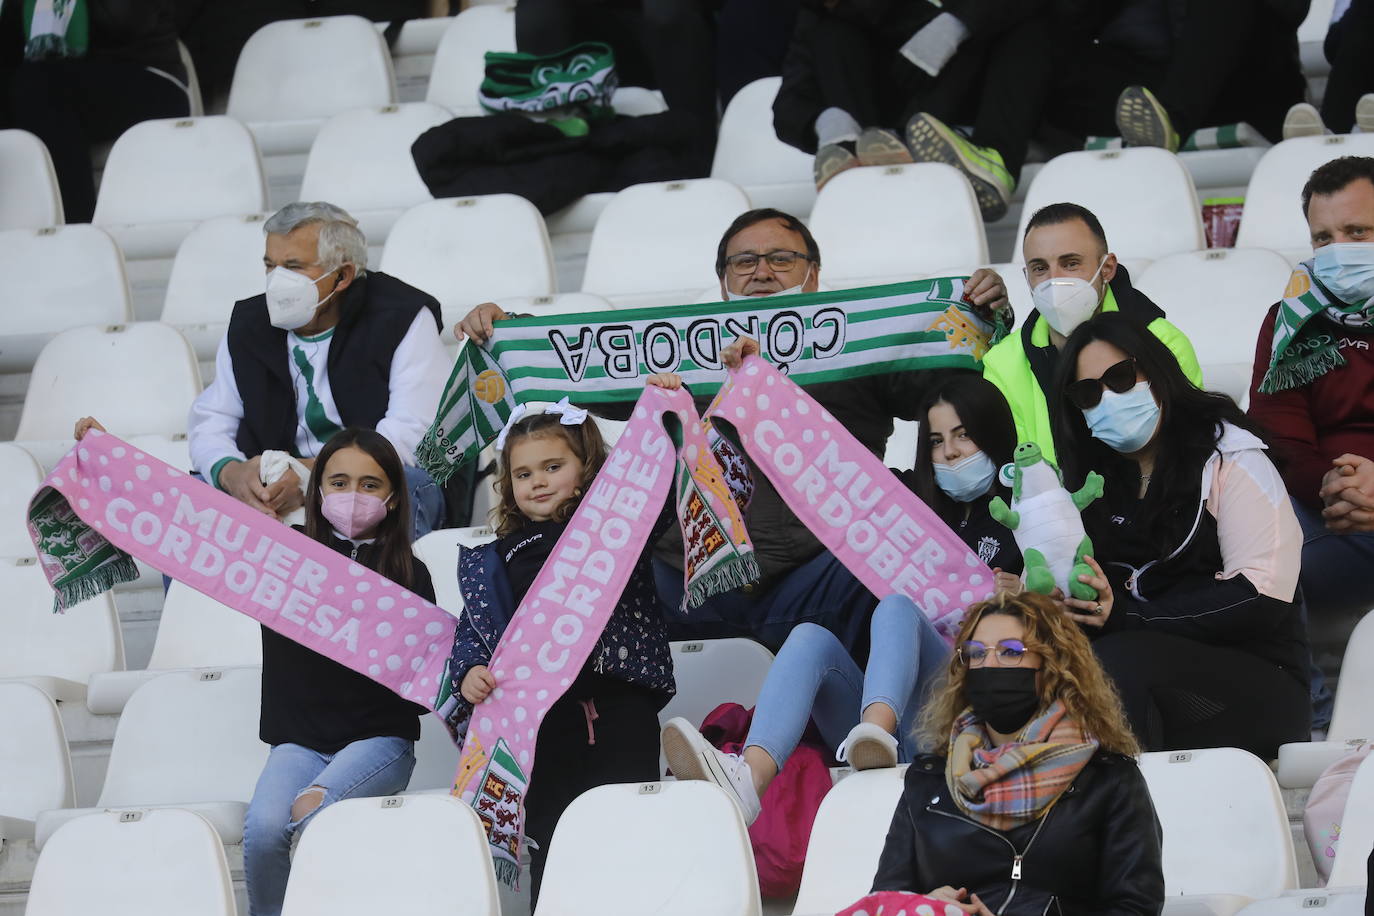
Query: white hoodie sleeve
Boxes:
[
  {"xmin": 374, "ymin": 310, "xmax": 453, "ymax": 466},
  {"xmin": 187, "ymin": 334, "xmax": 247, "ymax": 483}
]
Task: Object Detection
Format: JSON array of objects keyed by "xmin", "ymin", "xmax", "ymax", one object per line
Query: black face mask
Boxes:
[{"xmin": 964, "ymin": 666, "xmax": 1041, "ymax": 734}]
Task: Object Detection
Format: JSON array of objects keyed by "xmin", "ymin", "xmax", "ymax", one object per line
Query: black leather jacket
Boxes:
[{"xmin": 872, "ymin": 752, "xmax": 1164, "ymax": 915}]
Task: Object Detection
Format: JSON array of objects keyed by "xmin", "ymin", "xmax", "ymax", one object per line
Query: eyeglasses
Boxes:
[
  {"xmin": 1065, "ymin": 357, "xmax": 1140, "ymax": 410},
  {"xmin": 958, "ymin": 638, "xmax": 1040, "ymax": 667},
  {"xmin": 724, "ymin": 249, "xmax": 811, "ymax": 276}
]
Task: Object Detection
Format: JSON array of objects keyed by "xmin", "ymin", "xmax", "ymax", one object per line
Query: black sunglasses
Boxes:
[{"xmin": 1066, "ymin": 358, "xmax": 1140, "ymax": 410}]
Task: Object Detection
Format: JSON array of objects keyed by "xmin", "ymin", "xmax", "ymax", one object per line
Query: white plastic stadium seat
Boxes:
[
  {"xmin": 413, "ymin": 525, "xmax": 495, "ymax": 616},
  {"xmin": 161, "ymin": 214, "xmax": 269, "ymax": 360},
  {"xmin": 1236, "ymin": 892, "xmax": 1366, "ymax": 915},
  {"xmin": 613, "ymin": 87, "xmax": 668, "ymax": 116},
  {"xmin": 85, "ymin": 581, "xmax": 263, "ymax": 715},
  {"xmin": 659, "ymin": 639, "xmax": 775, "ymax": 733},
  {"xmin": 1297, "ymin": 0, "xmax": 1336, "ymax": 82},
  {"xmin": 0, "ymin": 557, "xmax": 124, "ymax": 704},
  {"xmin": 228, "ymin": 16, "xmax": 396, "ymax": 156},
  {"xmin": 92, "ymin": 116, "xmax": 267, "ymax": 260},
  {"xmin": 791, "ymin": 766, "xmax": 907, "ymax": 916},
  {"xmin": 0, "ymin": 444, "xmax": 45, "ymax": 556},
  {"xmin": 884, "ymin": 419, "xmax": 920, "ymax": 471},
  {"xmin": 386, "ymin": 16, "xmax": 453, "ymax": 102},
  {"xmin": 34, "ymin": 667, "xmax": 269, "ymax": 848},
  {"xmin": 27, "ymin": 808, "xmax": 235, "ymax": 916},
  {"xmin": 582, "ymin": 178, "xmax": 752, "ymax": 308},
  {"xmin": 1140, "ymin": 748, "xmax": 1298, "ymax": 915},
  {"xmin": 1236, "ymin": 135, "xmax": 1374, "ymax": 261},
  {"xmin": 0, "ymin": 225, "xmax": 132, "ymax": 372},
  {"xmin": 1135, "ymin": 248, "xmax": 1295, "ymax": 407},
  {"xmin": 298, "ymin": 102, "xmax": 449, "ymax": 245},
  {"xmin": 1326, "ymin": 740, "xmax": 1374, "ymax": 887},
  {"xmin": 535, "ymin": 781, "xmax": 762, "ymax": 916},
  {"xmin": 379, "ymin": 195, "xmax": 555, "ymax": 335},
  {"xmin": 425, "ymin": 5, "xmax": 516, "ymax": 114},
  {"xmin": 1014, "ymin": 148, "xmax": 1205, "ymax": 263},
  {"xmin": 0, "ymin": 681, "xmax": 74, "ymax": 843},
  {"xmin": 0, "ymin": 128, "xmax": 63, "ymax": 229},
  {"xmin": 711, "ymin": 77, "xmax": 817, "ymax": 217},
  {"xmin": 282, "ymin": 794, "xmax": 499, "ymax": 916},
  {"xmin": 810, "ymin": 163, "xmax": 988, "ymax": 288},
  {"xmin": 1280, "ymin": 610, "xmax": 1374, "ymax": 787},
  {"xmin": 17, "ymin": 322, "xmax": 202, "ymax": 441}
]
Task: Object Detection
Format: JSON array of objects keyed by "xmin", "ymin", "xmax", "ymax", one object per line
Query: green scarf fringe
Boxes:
[
  {"xmin": 53, "ymin": 554, "xmax": 139, "ymax": 612},
  {"xmin": 685, "ymin": 553, "xmax": 761, "ymax": 611},
  {"xmin": 414, "ymin": 434, "xmax": 458, "ymax": 487},
  {"xmin": 492, "ymin": 855, "xmax": 521, "ymax": 889},
  {"xmin": 1259, "ymin": 345, "xmax": 1348, "ymax": 395}
]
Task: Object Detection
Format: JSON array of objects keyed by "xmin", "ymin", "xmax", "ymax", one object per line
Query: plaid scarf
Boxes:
[
  {"xmin": 1258, "ymin": 260, "xmax": 1374, "ymax": 394},
  {"xmin": 947, "ymin": 699, "xmax": 1098, "ymax": 831}
]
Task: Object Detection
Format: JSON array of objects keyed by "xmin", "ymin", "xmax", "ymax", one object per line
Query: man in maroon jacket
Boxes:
[{"xmin": 1249, "ymin": 155, "xmax": 1374, "ymax": 730}]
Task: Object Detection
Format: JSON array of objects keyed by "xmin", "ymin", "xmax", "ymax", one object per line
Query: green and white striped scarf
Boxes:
[
  {"xmin": 1259, "ymin": 260, "xmax": 1374, "ymax": 394},
  {"xmin": 478, "ymin": 42, "xmax": 617, "ymax": 121},
  {"xmin": 416, "ymin": 278, "xmax": 1002, "ymax": 483},
  {"xmin": 23, "ymin": 0, "xmax": 88, "ymax": 60}
]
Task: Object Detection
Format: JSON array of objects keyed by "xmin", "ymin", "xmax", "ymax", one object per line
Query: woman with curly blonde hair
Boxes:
[{"xmin": 871, "ymin": 592, "xmax": 1164, "ymax": 915}]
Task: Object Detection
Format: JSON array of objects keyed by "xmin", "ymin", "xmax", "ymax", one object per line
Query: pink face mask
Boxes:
[{"xmin": 321, "ymin": 491, "xmax": 389, "ymax": 539}]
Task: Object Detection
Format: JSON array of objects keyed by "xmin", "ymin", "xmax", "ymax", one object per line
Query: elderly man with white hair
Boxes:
[{"xmin": 188, "ymin": 201, "xmax": 451, "ymax": 536}]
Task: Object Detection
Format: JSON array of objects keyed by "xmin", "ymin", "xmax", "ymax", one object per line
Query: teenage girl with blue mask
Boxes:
[
  {"xmin": 243, "ymin": 427, "xmax": 434, "ymax": 916},
  {"xmin": 663, "ymin": 372, "xmax": 1022, "ymax": 824},
  {"xmin": 1051, "ymin": 313, "xmax": 1310, "ymax": 760}
]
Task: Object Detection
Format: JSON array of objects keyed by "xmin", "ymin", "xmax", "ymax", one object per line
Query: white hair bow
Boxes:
[{"xmin": 494, "ymin": 397, "xmax": 590, "ymax": 452}]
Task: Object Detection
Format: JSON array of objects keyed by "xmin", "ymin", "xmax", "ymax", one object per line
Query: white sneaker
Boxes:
[
  {"xmin": 1283, "ymin": 102, "xmax": 1326, "ymax": 140},
  {"xmin": 836, "ymin": 721, "xmax": 900, "ymax": 771},
  {"xmin": 660, "ymin": 717, "xmax": 762, "ymax": 825},
  {"xmin": 1357, "ymin": 94, "xmax": 1374, "ymax": 134}
]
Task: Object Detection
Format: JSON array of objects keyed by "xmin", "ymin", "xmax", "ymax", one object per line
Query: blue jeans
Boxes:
[
  {"xmin": 243, "ymin": 736, "xmax": 416, "ymax": 916},
  {"xmin": 403, "ymin": 463, "xmax": 446, "ymax": 540},
  {"xmin": 654, "ymin": 549, "xmax": 881, "ymax": 655},
  {"xmin": 745, "ymin": 594, "xmax": 950, "ymax": 768},
  {"xmin": 1293, "ymin": 499, "xmax": 1374, "ymax": 730}
]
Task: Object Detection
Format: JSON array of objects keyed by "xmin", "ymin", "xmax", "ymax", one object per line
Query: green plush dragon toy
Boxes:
[{"xmin": 988, "ymin": 442, "xmax": 1105, "ymax": 600}]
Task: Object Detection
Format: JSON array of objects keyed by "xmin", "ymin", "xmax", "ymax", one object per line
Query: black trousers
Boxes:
[
  {"xmin": 771, "ymin": 5, "xmax": 1049, "ymax": 178},
  {"xmin": 1323, "ymin": 0, "xmax": 1374, "ymax": 134},
  {"xmin": 522, "ymin": 681, "xmax": 661, "ymax": 905},
  {"xmin": 1094, "ymin": 630, "xmax": 1310, "ymax": 761},
  {"xmin": 8, "ymin": 57, "xmax": 189, "ymax": 223},
  {"xmin": 1046, "ymin": 0, "xmax": 1305, "ymax": 143},
  {"xmin": 515, "ymin": 0, "xmax": 717, "ymax": 174}
]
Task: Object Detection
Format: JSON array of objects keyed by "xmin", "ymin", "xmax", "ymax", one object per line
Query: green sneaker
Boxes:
[
  {"xmin": 905, "ymin": 112, "xmax": 1014, "ymax": 222},
  {"xmin": 856, "ymin": 127, "xmax": 913, "ymax": 167},
  {"xmin": 1115, "ymin": 85, "xmax": 1180, "ymax": 152},
  {"xmin": 814, "ymin": 142, "xmax": 860, "ymax": 191}
]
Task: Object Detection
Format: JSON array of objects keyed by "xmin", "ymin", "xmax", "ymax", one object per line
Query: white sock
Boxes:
[
  {"xmin": 900, "ymin": 12, "xmax": 970, "ymax": 78},
  {"xmin": 815, "ymin": 107, "xmax": 862, "ymax": 147}
]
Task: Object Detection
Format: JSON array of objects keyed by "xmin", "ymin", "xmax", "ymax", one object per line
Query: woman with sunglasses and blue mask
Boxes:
[
  {"xmin": 663, "ymin": 374, "xmax": 1023, "ymax": 824},
  {"xmin": 872, "ymin": 591, "xmax": 1162, "ymax": 915},
  {"xmin": 1050, "ymin": 313, "xmax": 1310, "ymax": 759}
]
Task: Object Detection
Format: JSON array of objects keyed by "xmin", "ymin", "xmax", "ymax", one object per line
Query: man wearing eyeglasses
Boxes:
[
  {"xmin": 982, "ymin": 202, "xmax": 1202, "ymax": 463},
  {"xmin": 455, "ymin": 207, "xmax": 1013, "ymax": 654}
]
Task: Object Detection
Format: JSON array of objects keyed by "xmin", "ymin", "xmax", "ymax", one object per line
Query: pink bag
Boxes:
[
  {"xmin": 834, "ymin": 891, "xmax": 970, "ymax": 916},
  {"xmin": 700, "ymin": 702, "xmax": 835, "ymax": 898},
  {"xmin": 1303, "ymin": 743, "xmax": 1372, "ymax": 884}
]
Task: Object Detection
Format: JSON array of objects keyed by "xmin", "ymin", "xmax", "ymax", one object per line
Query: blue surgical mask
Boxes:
[
  {"xmin": 933, "ymin": 450, "xmax": 997, "ymax": 502},
  {"xmin": 1313, "ymin": 242, "xmax": 1374, "ymax": 307},
  {"xmin": 1082, "ymin": 381, "xmax": 1161, "ymax": 453}
]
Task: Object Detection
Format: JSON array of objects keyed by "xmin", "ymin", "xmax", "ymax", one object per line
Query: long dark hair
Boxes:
[
  {"xmin": 304, "ymin": 427, "xmax": 419, "ymax": 591},
  {"xmin": 1051, "ymin": 313, "xmax": 1266, "ymax": 548},
  {"xmin": 911, "ymin": 372, "xmax": 1018, "ymax": 521},
  {"xmin": 492, "ymin": 412, "xmax": 608, "ymax": 537}
]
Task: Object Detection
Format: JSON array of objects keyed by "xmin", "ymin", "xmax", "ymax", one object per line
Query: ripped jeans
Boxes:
[{"xmin": 243, "ymin": 736, "xmax": 416, "ymax": 916}]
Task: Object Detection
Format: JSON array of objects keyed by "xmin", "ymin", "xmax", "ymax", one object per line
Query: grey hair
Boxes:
[{"xmin": 264, "ymin": 201, "xmax": 368, "ymax": 275}]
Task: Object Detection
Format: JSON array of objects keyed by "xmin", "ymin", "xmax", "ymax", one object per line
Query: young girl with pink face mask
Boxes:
[{"xmin": 243, "ymin": 426, "xmax": 435, "ymax": 916}]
